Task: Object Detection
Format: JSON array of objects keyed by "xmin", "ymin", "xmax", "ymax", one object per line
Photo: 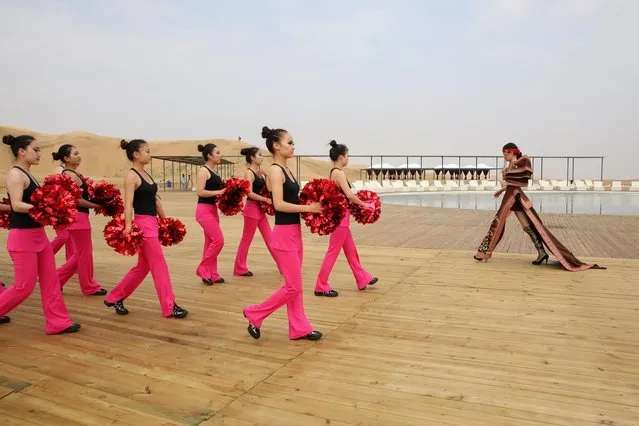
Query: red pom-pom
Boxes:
[
  {"xmin": 0, "ymin": 198, "xmax": 11, "ymax": 230},
  {"xmin": 29, "ymin": 175, "xmax": 82, "ymax": 228},
  {"xmin": 299, "ymin": 178, "xmax": 348, "ymax": 235},
  {"xmin": 351, "ymin": 190, "xmax": 382, "ymax": 224},
  {"xmin": 158, "ymin": 217, "xmax": 187, "ymax": 247},
  {"xmin": 258, "ymin": 187, "xmax": 275, "ymax": 216},
  {"xmin": 217, "ymin": 177, "xmax": 250, "ymax": 216},
  {"xmin": 90, "ymin": 181, "xmax": 124, "ymax": 217},
  {"xmin": 103, "ymin": 216, "xmax": 144, "ymax": 256}
]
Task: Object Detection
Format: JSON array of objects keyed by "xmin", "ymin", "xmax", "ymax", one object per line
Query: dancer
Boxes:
[
  {"xmin": 50, "ymin": 157, "xmax": 73, "ymax": 260},
  {"xmin": 104, "ymin": 139, "xmax": 188, "ymax": 317},
  {"xmin": 314, "ymin": 140, "xmax": 378, "ymax": 297},
  {"xmin": 474, "ymin": 142, "xmax": 604, "ymax": 271},
  {"xmin": 233, "ymin": 146, "xmax": 280, "ymax": 277},
  {"xmin": 242, "ymin": 126, "xmax": 323, "ymax": 341},
  {"xmin": 195, "ymin": 143, "xmax": 226, "ymax": 285},
  {"xmin": 52, "ymin": 145, "xmax": 107, "ymax": 296},
  {"xmin": 0, "ymin": 135, "xmax": 80, "ymax": 333}
]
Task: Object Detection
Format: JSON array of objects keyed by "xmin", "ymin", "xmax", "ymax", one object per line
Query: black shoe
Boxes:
[
  {"xmin": 88, "ymin": 288, "xmax": 107, "ymax": 296},
  {"xmin": 214, "ymin": 277, "xmax": 225, "ymax": 284},
  {"xmin": 202, "ymin": 278, "xmax": 214, "ymax": 286},
  {"xmin": 239, "ymin": 271, "xmax": 253, "ymax": 277},
  {"xmin": 170, "ymin": 303, "xmax": 188, "ymax": 318},
  {"xmin": 0, "ymin": 281, "xmax": 5, "ymax": 288},
  {"xmin": 104, "ymin": 299, "xmax": 129, "ymax": 315},
  {"xmin": 56, "ymin": 323, "xmax": 81, "ymax": 334},
  {"xmin": 293, "ymin": 331, "xmax": 322, "ymax": 341},
  {"xmin": 314, "ymin": 290, "xmax": 338, "ymax": 297},
  {"xmin": 0, "ymin": 316, "xmax": 10, "ymax": 324},
  {"xmin": 243, "ymin": 309, "xmax": 260, "ymax": 339},
  {"xmin": 368, "ymin": 277, "xmax": 379, "ymax": 286},
  {"xmin": 532, "ymin": 253, "xmax": 549, "ymax": 265}
]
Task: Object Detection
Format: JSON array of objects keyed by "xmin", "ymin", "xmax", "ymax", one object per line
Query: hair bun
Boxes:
[
  {"xmin": 329, "ymin": 140, "xmax": 338, "ymax": 148},
  {"xmin": 2, "ymin": 135, "xmax": 15, "ymax": 146},
  {"xmin": 261, "ymin": 126, "xmax": 272, "ymax": 139},
  {"xmin": 52, "ymin": 152, "xmax": 60, "ymax": 161},
  {"xmin": 119, "ymin": 139, "xmax": 129, "ymax": 150},
  {"xmin": 197, "ymin": 144, "xmax": 205, "ymax": 152},
  {"xmin": 240, "ymin": 147, "xmax": 250, "ymax": 155}
]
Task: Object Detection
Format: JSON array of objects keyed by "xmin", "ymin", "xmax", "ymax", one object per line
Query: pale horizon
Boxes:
[{"xmin": 1, "ymin": 0, "xmax": 637, "ymax": 179}]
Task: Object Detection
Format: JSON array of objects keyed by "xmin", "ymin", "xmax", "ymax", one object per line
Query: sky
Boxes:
[{"xmin": 1, "ymin": 0, "xmax": 637, "ymax": 178}]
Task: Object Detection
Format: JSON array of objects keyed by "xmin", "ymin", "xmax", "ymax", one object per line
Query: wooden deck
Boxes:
[{"xmin": 1, "ymin": 192, "xmax": 638, "ymax": 425}]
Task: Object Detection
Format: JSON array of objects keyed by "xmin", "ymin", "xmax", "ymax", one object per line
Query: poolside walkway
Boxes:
[{"xmin": 332, "ymin": 204, "xmax": 639, "ymax": 259}]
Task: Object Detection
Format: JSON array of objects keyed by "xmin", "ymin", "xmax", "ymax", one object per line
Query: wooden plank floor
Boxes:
[{"xmin": 1, "ymin": 192, "xmax": 637, "ymax": 425}]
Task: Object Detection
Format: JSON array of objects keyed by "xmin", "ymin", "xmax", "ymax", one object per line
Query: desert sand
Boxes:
[{"xmin": 0, "ymin": 125, "xmax": 363, "ymax": 184}]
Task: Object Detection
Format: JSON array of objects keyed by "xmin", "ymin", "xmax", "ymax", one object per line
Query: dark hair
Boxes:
[
  {"xmin": 502, "ymin": 142, "xmax": 522, "ymax": 159},
  {"xmin": 52, "ymin": 144, "xmax": 74, "ymax": 162},
  {"xmin": 328, "ymin": 140, "xmax": 348, "ymax": 161},
  {"xmin": 261, "ymin": 126, "xmax": 287, "ymax": 154},
  {"xmin": 3, "ymin": 134, "xmax": 36, "ymax": 158},
  {"xmin": 120, "ymin": 139, "xmax": 147, "ymax": 161},
  {"xmin": 197, "ymin": 143, "xmax": 217, "ymax": 161},
  {"xmin": 240, "ymin": 147, "xmax": 260, "ymax": 164}
]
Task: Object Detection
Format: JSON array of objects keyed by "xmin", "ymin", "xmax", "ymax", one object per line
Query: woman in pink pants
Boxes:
[
  {"xmin": 104, "ymin": 139, "xmax": 188, "ymax": 318},
  {"xmin": 314, "ymin": 140, "xmax": 378, "ymax": 297},
  {"xmin": 0, "ymin": 134, "xmax": 81, "ymax": 334},
  {"xmin": 195, "ymin": 143, "xmax": 227, "ymax": 285},
  {"xmin": 50, "ymin": 161, "xmax": 74, "ymax": 260},
  {"xmin": 52, "ymin": 144, "xmax": 107, "ymax": 296},
  {"xmin": 242, "ymin": 126, "xmax": 323, "ymax": 341},
  {"xmin": 233, "ymin": 146, "xmax": 279, "ymax": 277}
]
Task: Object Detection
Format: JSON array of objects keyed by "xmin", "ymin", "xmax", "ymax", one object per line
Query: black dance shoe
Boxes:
[
  {"xmin": 170, "ymin": 303, "xmax": 188, "ymax": 318},
  {"xmin": 56, "ymin": 323, "xmax": 81, "ymax": 334},
  {"xmin": 368, "ymin": 277, "xmax": 379, "ymax": 286},
  {"xmin": 314, "ymin": 290, "xmax": 338, "ymax": 297},
  {"xmin": 0, "ymin": 316, "xmax": 10, "ymax": 324},
  {"xmin": 239, "ymin": 271, "xmax": 253, "ymax": 277},
  {"xmin": 89, "ymin": 288, "xmax": 108, "ymax": 296},
  {"xmin": 104, "ymin": 299, "xmax": 129, "ymax": 315},
  {"xmin": 243, "ymin": 309, "xmax": 260, "ymax": 339},
  {"xmin": 293, "ymin": 331, "xmax": 323, "ymax": 341},
  {"xmin": 214, "ymin": 277, "xmax": 225, "ymax": 284},
  {"xmin": 202, "ymin": 278, "xmax": 214, "ymax": 286}
]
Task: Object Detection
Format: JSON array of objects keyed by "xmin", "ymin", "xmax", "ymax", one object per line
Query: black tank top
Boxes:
[
  {"xmin": 9, "ymin": 166, "xmax": 42, "ymax": 229},
  {"xmin": 131, "ymin": 169, "xmax": 157, "ymax": 216},
  {"xmin": 272, "ymin": 164, "xmax": 300, "ymax": 225},
  {"xmin": 249, "ymin": 169, "xmax": 265, "ymax": 195},
  {"xmin": 330, "ymin": 168, "xmax": 351, "ymax": 195},
  {"xmin": 63, "ymin": 169, "xmax": 89, "ymax": 213},
  {"xmin": 197, "ymin": 166, "xmax": 223, "ymax": 204}
]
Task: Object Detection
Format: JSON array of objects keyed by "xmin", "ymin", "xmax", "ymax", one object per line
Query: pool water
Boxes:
[{"xmin": 381, "ymin": 192, "xmax": 639, "ymax": 215}]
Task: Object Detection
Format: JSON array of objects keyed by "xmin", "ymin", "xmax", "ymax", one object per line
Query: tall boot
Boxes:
[{"xmin": 523, "ymin": 226, "xmax": 549, "ymax": 265}]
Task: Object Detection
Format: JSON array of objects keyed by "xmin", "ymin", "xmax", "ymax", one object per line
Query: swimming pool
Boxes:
[{"xmin": 381, "ymin": 192, "xmax": 639, "ymax": 215}]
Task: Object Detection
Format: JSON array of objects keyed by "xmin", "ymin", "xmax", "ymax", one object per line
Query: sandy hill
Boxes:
[{"xmin": 0, "ymin": 126, "xmax": 362, "ymax": 183}]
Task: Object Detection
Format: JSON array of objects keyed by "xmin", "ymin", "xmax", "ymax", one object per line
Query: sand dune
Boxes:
[{"xmin": 0, "ymin": 126, "xmax": 362, "ymax": 184}]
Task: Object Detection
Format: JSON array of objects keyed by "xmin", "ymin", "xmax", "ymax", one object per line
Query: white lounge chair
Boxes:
[
  {"xmin": 538, "ymin": 180, "xmax": 553, "ymax": 191},
  {"xmin": 391, "ymin": 181, "xmax": 407, "ymax": 192},
  {"xmin": 593, "ymin": 181, "xmax": 605, "ymax": 191},
  {"xmin": 431, "ymin": 181, "xmax": 444, "ymax": 191},
  {"xmin": 629, "ymin": 181, "xmax": 639, "ymax": 192},
  {"xmin": 527, "ymin": 179, "xmax": 540, "ymax": 191},
  {"xmin": 419, "ymin": 180, "xmax": 431, "ymax": 191},
  {"xmin": 611, "ymin": 181, "xmax": 622, "ymax": 191},
  {"xmin": 574, "ymin": 180, "xmax": 587, "ymax": 191},
  {"xmin": 364, "ymin": 181, "xmax": 383, "ymax": 193},
  {"xmin": 405, "ymin": 180, "xmax": 423, "ymax": 192},
  {"xmin": 468, "ymin": 180, "xmax": 483, "ymax": 191}
]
